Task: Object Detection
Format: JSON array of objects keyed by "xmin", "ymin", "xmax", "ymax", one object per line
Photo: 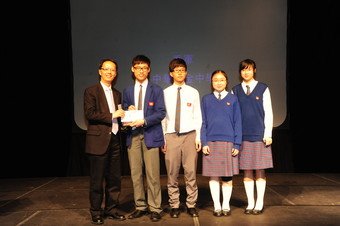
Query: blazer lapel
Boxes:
[
  {"xmin": 144, "ymin": 83, "xmax": 152, "ymax": 114},
  {"xmin": 112, "ymin": 89, "xmax": 120, "ymax": 109},
  {"xmin": 98, "ymin": 83, "xmax": 110, "ymax": 112}
]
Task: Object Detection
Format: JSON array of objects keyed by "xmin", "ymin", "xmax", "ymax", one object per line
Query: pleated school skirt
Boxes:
[
  {"xmin": 202, "ymin": 141, "xmax": 239, "ymax": 177},
  {"xmin": 239, "ymin": 141, "xmax": 273, "ymax": 170}
]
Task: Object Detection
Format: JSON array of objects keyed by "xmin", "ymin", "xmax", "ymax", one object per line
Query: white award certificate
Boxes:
[{"xmin": 121, "ymin": 110, "xmax": 144, "ymax": 122}]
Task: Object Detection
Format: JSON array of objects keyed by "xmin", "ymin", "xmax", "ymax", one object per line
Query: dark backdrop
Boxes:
[{"xmin": 1, "ymin": 0, "xmax": 339, "ymax": 178}]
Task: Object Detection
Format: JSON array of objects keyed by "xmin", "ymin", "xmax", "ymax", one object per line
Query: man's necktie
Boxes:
[
  {"xmin": 138, "ymin": 85, "xmax": 143, "ymax": 110},
  {"xmin": 218, "ymin": 93, "xmax": 221, "ymax": 100},
  {"xmin": 246, "ymin": 85, "xmax": 250, "ymax": 95},
  {"xmin": 175, "ymin": 87, "xmax": 181, "ymax": 133}
]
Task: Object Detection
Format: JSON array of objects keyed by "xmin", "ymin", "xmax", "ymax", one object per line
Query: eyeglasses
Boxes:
[
  {"xmin": 101, "ymin": 68, "xmax": 116, "ymax": 72},
  {"xmin": 173, "ymin": 69, "xmax": 186, "ymax": 73},
  {"xmin": 133, "ymin": 66, "xmax": 149, "ymax": 71},
  {"xmin": 212, "ymin": 79, "xmax": 227, "ymax": 83}
]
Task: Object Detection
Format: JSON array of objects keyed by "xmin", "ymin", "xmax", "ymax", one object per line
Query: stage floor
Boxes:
[{"xmin": 1, "ymin": 173, "xmax": 340, "ymax": 226}]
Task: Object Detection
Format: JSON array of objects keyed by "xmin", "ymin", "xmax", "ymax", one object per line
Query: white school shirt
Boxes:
[
  {"xmin": 162, "ymin": 83, "xmax": 202, "ymax": 141},
  {"xmin": 134, "ymin": 79, "xmax": 148, "ymax": 110}
]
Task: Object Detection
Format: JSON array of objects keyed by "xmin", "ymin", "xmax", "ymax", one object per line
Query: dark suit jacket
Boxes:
[
  {"xmin": 122, "ymin": 82, "xmax": 165, "ymax": 148},
  {"xmin": 84, "ymin": 83, "xmax": 122, "ymax": 155}
]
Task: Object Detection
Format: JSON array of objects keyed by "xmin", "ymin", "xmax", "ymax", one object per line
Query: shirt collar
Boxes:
[
  {"xmin": 213, "ymin": 90, "xmax": 228, "ymax": 98},
  {"xmin": 100, "ymin": 81, "xmax": 111, "ymax": 91}
]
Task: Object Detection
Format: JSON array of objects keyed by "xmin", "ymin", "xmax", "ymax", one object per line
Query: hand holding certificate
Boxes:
[{"xmin": 121, "ymin": 110, "xmax": 144, "ymax": 123}]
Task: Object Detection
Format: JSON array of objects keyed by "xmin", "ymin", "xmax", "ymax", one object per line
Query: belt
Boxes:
[
  {"xmin": 131, "ymin": 127, "xmax": 143, "ymax": 135},
  {"xmin": 174, "ymin": 130, "xmax": 195, "ymax": 136}
]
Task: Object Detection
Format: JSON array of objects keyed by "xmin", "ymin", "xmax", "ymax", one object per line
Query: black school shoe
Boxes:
[
  {"xmin": 187, "ymin": 207, "xmax": 198, "ymax": 217},
  {"xmin": 91, "ymin": 215, "xmax": 104, "ymax": 225}
]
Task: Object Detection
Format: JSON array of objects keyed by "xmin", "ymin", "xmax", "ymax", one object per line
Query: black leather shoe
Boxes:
[
  {"xmin": 244, "ymin": 208, "xmax": 253, "ymax": 214},
  {"xmin": 150, "ymin": 211, "xmax": 161, "ymax": 222},
  {"xmin": 222, "ymin": 209, "xmax": 231, "ymax": 216},
  {"xmin": 170, "ymin": 208, "xmax": 180, "ymax": 218},
  {"xmin": 252, "ymin": 208, "xmax": 264, "ymax": 215},
  {"xmin": 91, "ymin": 215, "xmax": 104, "ymax": 225},
  {"xmin": 213, "ymin": 210, "xmax": 222, "ymax": 217},
  {"xmin": 187, "ymin": 207, "xmax": 199, "ymax": 217},
  {"xmin": 128, "ymin": 210, "xmax": 148, "ymax": 219},
  {"xmin": 105, "ymin": 212, "xmax": 126, "ymax": 221}
]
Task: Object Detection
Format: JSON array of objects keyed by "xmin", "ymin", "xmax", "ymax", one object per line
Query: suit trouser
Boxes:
[
  {"xmin": 128, "ymin": 132, "xmax": 162, "ymax": 213},
  {"xmin": 165, "ymin": 131, "xmax": 198, "ymax": 208},
  {"xmin": 88, "ymin": 133, "xmax": 121, "ymax": 216}
]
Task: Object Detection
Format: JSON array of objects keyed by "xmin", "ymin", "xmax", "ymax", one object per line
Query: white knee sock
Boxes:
[
  {"xmin": 209, "ymin": 179, "xmax": 221, "ymax": 211},
  {"xmin": 244, "ymin": 180, "xmax": 255, "ymax": 209},
  {"xmin": 255, "ymin": 180, "xmax": 266, "ymax": 210},
  {"xmin": 221, "ymin": 183, "xmax": 232, "ymax": 210}
]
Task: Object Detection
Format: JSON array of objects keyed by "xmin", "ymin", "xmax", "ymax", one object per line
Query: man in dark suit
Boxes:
[
  {"xmin": 84, "ymin": 58, "xmax": 126, "ymax": 225},
  {"xmin": 122, "ymin": 55, "xmax": 165, "ymax": 222}
]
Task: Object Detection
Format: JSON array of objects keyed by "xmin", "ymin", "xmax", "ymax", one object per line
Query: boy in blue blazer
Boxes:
[{"xmin": 122, "ymin": 55, "xmax": 165, "ymax": 222}]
